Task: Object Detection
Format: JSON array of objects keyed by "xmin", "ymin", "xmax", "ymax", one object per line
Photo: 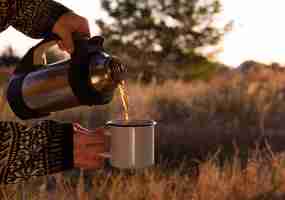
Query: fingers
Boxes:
[
  {"xmin": 73, "ymin": 123, "xmax": 106, "ymax": 136},
  {"xmin": 56, "ymin": 32, "xmax": 74, "ymax": 53},
  {"xmin": 74, "ymin": 131, "xmax": 106, "ymax": 169},
  {"xmin": 74, "ymin": 145, "xmax": 106, "ymax": 169},
  {"xmin": 88, "ymin": 127, "xmax": 105, "ymax": 135},
  {"xmin": 73, "ymin": 123, "xmax": 90, "ymax": 135},
  {"xmin": 76, "ymin": 16, "xmax": 91, "ymax": 38},
  {"xmin": 57, "ymin": 40, "xmax": 65, "ymax": 51},
  {"xmin": 52, "ymin": 12, "xmax": 91, "ymax": 54},
  {"xmin": 73, "ymin": 124, "xmax": 106, "ymax": 143},
  {"xmin": 61, "ymin": 31, "xmax": 74, "ymax": 53}
]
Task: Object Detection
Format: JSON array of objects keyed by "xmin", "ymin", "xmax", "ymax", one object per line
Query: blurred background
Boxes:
[
  {"xmin": 1, "ymin": 0, "xmax": 285, "ymax": 80},
  {"xmin": 2, "ymin": 1, "xmax": 285, "ymax": 199},
  {"xmin": 0, "ymin": 0, "xmax": 284, "ymax": 156},
  {"xmin": 0, "ymin": 0, "xmax": 285, "ymax": 153},
  {"xmin": 2, "ymin": 0, "xmax": 285, "ymax": 67}
]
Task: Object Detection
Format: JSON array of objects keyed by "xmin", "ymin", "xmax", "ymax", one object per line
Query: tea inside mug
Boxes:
[{"xmin": 106, "ymin": 119, "xmax": 157, "ymax": 127}]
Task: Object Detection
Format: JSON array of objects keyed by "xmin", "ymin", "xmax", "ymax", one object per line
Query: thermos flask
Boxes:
[{"xmin": 6, "ymin": 34, "xmax": 125, "ymax": 120}]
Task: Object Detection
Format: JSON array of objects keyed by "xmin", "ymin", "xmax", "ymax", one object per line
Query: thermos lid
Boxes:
[{"xmin": 106, "ymin": 119, "xmax": 157, "ymax": 127}]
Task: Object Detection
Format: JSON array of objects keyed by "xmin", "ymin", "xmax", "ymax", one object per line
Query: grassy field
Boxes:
[{"xmin": 1, "ymin": 67, "xmax": 285, "ymax": 199}]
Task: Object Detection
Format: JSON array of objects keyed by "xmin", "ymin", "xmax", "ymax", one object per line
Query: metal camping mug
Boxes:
[{"xmin": 100, "ymin": 120, "xmax": 157, "ymax": 169}]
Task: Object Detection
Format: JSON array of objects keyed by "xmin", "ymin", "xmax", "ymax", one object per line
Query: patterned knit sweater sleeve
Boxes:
[
  {"xmin": 0, "ymin": 120, "xmax": 74, "ymax": 185},
  {"xmin": 0, "ymin": 0, "xmax": 71, "ymax": 38}
]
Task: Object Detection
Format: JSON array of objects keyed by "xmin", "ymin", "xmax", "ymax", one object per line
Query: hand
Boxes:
[
  {"xmin": 52, "ymin": 12, "xmax": 90, "ymax": 53},
  {"xmin": 73, "ymin": 123, "xmax": 107, "ymax": 170}
]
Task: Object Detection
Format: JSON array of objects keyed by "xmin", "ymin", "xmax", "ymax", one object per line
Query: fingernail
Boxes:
[{"xmin": 67, "ymin": 48, "xmax": 72, "ymax": 54}]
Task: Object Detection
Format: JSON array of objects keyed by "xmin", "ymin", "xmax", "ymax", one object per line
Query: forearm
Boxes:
[
  {"xmin": 1, "ymin": 0, "xmax": 71, "ymax": 38},
  {"xmin": 0, "ymin": 120, "xmax": 74, "ymax": 185}
]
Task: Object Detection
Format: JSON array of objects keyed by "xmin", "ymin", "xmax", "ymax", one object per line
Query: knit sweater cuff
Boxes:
[
  {"xmin": 47, "ymin": 121, "xmax": 74, "ymax": 174},
  {"xmin": 30, "ymin": 0, "xmax": 71, "ymax": 38},
  {"xmin": 0, "ymin": 120, "xmax": 74, "ymax": 184}
]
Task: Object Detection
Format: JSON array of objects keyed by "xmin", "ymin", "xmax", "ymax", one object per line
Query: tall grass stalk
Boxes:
[{"xmin": 0, "ymin": 68, "xmax": 285, "ymax": 199}]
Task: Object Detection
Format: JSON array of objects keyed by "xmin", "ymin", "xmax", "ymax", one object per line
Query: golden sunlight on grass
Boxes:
[{"xmin": 1, "ymin": 67, "xmax": 285, "ymax": 199}]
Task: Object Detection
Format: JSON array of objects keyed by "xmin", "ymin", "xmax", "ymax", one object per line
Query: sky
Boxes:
[
  {"xmin": 218, "ymin": 0, "xmax": 285, "ymax": 67},
  {"xmin": 0, "ymin": 0, "xmax": 285, "ymax": 67}
]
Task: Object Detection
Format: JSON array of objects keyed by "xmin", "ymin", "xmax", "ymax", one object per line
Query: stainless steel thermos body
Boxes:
[
  {"xmin": 21, "ymin": 60, "xmax": 80, "ymax": 112},
  {"xmin": 6, "ymin": 35, "xmax": 125, "ymax": 119}
]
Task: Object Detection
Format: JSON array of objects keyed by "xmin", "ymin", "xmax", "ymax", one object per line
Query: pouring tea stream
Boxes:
[{"xmin": 5, "ymin": 33, "xmax": 158, "ymax": 169}]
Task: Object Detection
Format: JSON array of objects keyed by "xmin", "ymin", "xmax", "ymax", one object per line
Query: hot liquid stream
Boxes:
[
  {"xmin": 119, "ymin": 81, "xmax": 159, "ymax": 164},
  {"xmin": 118, "ymin": 81, "xmax": 130, "ymax": 121}
]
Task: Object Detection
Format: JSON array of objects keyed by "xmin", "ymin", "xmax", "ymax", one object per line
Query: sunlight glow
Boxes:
[
  {"xmin": 218, "ymin": 0, "xmax": 285, "ymax": 66},
  {"xmin": 0, "ymin": 0, "xmax": 103, "ymax": 56},
  {"xmin": 0, "ymin": 0, "xmax": 285, "ymax": 67}
]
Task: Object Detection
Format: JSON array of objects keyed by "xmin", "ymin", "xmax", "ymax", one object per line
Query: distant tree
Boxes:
[{"xmin": 97, "ymin": 0, "xmax": 231, "ymax": 82}]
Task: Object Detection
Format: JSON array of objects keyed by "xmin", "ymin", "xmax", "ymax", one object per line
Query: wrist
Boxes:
[
  {"xmin": 44, "ymin": 121, "xmax": 74, "ymax": 174},
  {"xmin": 73, "ymin": 131, "xmax": 78, "ymax": 168},
  {"xmin": 30, "ymin": 1, "xmax": 71, "ymax": 38}
]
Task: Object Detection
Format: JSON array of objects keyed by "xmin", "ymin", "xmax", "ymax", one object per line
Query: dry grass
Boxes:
[
  {"xmin": 1, "ymin": 67, "xmax": 285, "ymax": 199},
  {"xmin": 2, "ymin": 149, "xmax": 285, "ymax": 200}
]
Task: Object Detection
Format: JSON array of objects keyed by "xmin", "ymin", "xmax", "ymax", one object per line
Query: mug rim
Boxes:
[{"xmin": 106, "ymin": 119, "xmax": 157, "ymax": 127}]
